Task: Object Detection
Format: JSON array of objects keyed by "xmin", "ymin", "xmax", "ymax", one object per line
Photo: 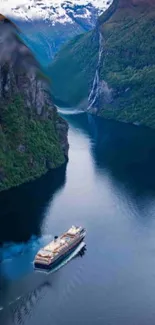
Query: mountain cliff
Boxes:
[
  {"xmin": 49, "ymin": 0, "xmax": 155, "ymax": 128},
  {"xmin": 3, "ymin": 0, "xmax": 112, "ymax": 66},
  {"xmin": 0, "ymin": 15, "xmax": 68, "ymax": 191}
]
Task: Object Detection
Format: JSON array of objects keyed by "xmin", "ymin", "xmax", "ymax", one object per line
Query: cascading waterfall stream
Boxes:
[
  {"xmin": 87, "ymin": 29, "xmax": 113, "ymax": 114},
  {"xmin": 87, "ymin": 31, "xmax": 104, "ymax": 112}
]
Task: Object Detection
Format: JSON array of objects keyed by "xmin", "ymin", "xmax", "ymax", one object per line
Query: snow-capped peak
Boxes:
[
  {"xmin": 1, "ymin": 0, "xmax": 112, "ymax": 24},
  {"xmin": 0, "ymin": 0, "xmax": 112, "ymax": 65}
]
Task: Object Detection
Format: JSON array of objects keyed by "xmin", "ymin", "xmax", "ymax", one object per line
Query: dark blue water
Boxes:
[{"xmin": 1, "ymin": 112, "xmax": 155, "ymax": 325}]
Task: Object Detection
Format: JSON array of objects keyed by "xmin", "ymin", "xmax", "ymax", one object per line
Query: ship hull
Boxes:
[{"xmin": 34, "ymin": 236, "xmax": 85, "ymax": 271}]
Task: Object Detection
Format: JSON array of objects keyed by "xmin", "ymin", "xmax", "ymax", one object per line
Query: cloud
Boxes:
[{"xmin": 0, "ymin": 0, "xmax": 33, "ymax": 15}]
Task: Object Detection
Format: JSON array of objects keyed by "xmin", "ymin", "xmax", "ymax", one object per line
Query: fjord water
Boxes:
[{"xmin": 1, "ymin": 112, "xmax": 155, "ymax": 324}]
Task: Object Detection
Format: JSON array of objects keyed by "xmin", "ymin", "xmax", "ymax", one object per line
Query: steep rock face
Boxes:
[
  {"xmin": 87, "ymin": 31, "xmax": 113, "ymax": 113},
  {"xmin": 50, "ymin": 0, "xmax": 155, "ymax": 128},
  {"xmin": 88, "ymin": 0, "xmax": 155, "ymax": 122},
  {"xmin": 0, "ymin": 16, "xmax": 68, "ymax": 191}
]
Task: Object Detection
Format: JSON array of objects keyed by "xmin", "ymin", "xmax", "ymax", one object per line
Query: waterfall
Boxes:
[
  {"xmin": 87, "ymin": 30, "xmax": 112, "ymax": 113},
  {"xmin": 87, "ymin": 31, "xmax": 104, "ymax": 112}
]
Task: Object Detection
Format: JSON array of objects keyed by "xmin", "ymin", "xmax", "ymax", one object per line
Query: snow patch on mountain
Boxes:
[
  {"xmin": 0, "ymin": 0, "xmax": 112, "ymax": 66},
  {"xmin": 1, "ymin": 0, "xmax": 112, "ymax": 24}
]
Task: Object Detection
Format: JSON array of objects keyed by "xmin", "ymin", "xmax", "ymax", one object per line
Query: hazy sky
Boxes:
[{"xmin": 0, "ymin": 0, "xmax": 34, "ymax": 15}]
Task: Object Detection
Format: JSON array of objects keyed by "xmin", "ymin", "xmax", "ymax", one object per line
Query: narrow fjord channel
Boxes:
[{"xmin": 1, "ymin": 111, "xmax": 155, "ymax": 325}]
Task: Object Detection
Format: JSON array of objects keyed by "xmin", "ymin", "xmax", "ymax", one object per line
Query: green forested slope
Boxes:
[
  {"xmin": 0, "ymin": 16, "xmax": 68, "ymax": 191},
  {"xmin": 49, "ymin": 32, "xmax": 98, "ymax": 106},
  {"xmin": 49, "ymin": 0, "xmax": 155, "ymax": 128}
]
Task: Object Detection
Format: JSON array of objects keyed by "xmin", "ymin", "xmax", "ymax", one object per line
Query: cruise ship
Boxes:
[{"xmin": 34, "ymin": 226, "xmax": 86, "ymax": 270}]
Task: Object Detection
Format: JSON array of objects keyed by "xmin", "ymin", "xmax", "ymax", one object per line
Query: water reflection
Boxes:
[
  {"xmin": 0, "ymin": 164, "xmax": 67, "ymax": 244},
  {"xmin": 0, "ymin": 164, "xmax": 67, "ymax": 299},
  {"xmin": 87, "ymin": 114, "xmax": 155, "ymax": 224},
  {"xmin": 62, "ymin": 112, "xmax": 155, "ymax": 227},
  {"xmin": 2, "ymin": 111, "xmax": 155, "ymax": 325},
  {"xmin": 0, "ymin": 242, "xmax": 87, "ymax": 324},
  {"xmin": 75, "ymin": 244, "xmax": 87, "ymax": 258},
  {"xmin": 70, "ymin": 113, "xmax": 155, "ymax": 197}
]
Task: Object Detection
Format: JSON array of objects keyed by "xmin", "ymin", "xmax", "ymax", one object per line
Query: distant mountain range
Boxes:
[{"xmin": 3, "ymin": 0, "xmax": 112, "ymax": 65}]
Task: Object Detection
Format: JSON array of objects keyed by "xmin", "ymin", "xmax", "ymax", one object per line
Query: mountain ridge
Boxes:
[
  {"xmin": 2, "ymin": 0, "xmax": 112, "ymax": 65},
  {"xmin": 49, "ymin": 0, "xmax": 155, "ymax": 129},
  {"xmin": 2, "ymin": 0, "xmax": 111, "ymax": 21}
]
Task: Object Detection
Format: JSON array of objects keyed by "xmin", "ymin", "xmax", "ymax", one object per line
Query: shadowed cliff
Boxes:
[{"xmin": 0, "ymin": 15, "xmax": 69, "ymax": 191}]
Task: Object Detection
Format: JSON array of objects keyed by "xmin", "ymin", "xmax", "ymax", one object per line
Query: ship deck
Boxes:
[{"xmin": 35, "ymin": 226, "xmax": 83, "ymax": 261}]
